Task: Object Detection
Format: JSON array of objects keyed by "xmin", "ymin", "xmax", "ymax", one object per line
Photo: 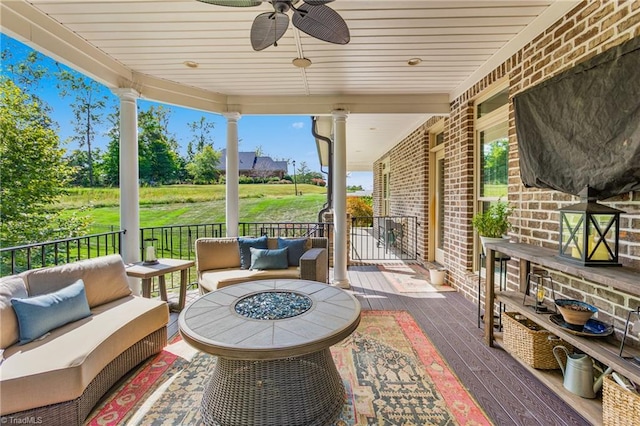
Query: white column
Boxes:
[
  {"xmin": 223, "ymin": 112, "xmax": 241, "ymax": 237},
  {"xmin": 113, "ymin": 88, "xmax": 141, "ymax": 294},
  {"xmin": 332, "ymin": 110, "xmax": 350, "ymax": 288}
]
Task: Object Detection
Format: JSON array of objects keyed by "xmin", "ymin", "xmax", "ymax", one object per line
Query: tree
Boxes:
[
  {"xmin": 102, "ymin": 110, "xmax": 120, "ymax": 186},
  {"xmin": 186, "ymin": 116, "xmax": 215, "ymax": 162},
  {"xmin": 295, "ymin": 161, "xmax": 311, "ymax": 183},
  {"xmin": 138, "ymin": 106, "xmax": 181, "ymax": 184},
  {"xmin": 0, "ymin": 78, "xmax": 87, "ymax": 246},
  {"xmin": 56, "ymin": 70, "xmax": 109, "ymax": 187},
  {"xmin": 186, "ymin": 145, "xmax": 221, "ymax": 184},
  {"xmin": 65, "ymin": 148, "xmax": 104, "ymax": 187},
  {"xmin": 1, "ymin": 49, "xmax": 48, "ymax": 97}
]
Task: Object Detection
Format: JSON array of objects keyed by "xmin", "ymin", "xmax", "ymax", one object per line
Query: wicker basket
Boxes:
[
  {"xmin": 502, "ymin": 311, "xmax": 573, "ymax": 369},
  {"xmin": 603, "ymin": 374, "xmax": 640, "ymax": 426}
]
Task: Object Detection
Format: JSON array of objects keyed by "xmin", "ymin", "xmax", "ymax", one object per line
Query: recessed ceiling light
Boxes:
[
  {"xmin": 184, "ymin": 61, "xmax": 199, "ymax": 68},
  {"xmin": 407, "ymin": 58, "xmax": 422, "ymax": 66},
  {"xmin": 292, "ymin": 57, "xmax": 312, "ymax": 68}
]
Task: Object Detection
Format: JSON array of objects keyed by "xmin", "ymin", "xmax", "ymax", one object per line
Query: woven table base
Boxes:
[{"xmin": 201, "ymin": 348, "xmax": 345, "ymax": 426}]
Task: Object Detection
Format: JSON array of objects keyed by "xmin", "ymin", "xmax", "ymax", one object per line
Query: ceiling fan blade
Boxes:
[
  {"xmin": 292, "ymin": 3, "xmax": 349, "ymax": 45},
  {"xmin": 196, "ymin": 0, "xmax": 262, "ymax": 6},
  {"xmin": 251, "ymin": 12, "xmax": 290, "ymax": 51},
  {"xmin": 302, "ymin": 0, "xmax": 335, "ymax": 5}
]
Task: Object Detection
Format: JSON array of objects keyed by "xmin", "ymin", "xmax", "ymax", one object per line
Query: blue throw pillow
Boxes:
[
  {"xmin": 11, "ymin": 279, "xmax": 91, "ymax": 345},
  {"xmin": 277, "ymin": 237, "xmax": 308, "ymax": 266},
  {"xmin": 249, "ymin": 247, "xmax": 289, "ymax": 270},
  {"xmin": 238, "ymin": 235, "xmax": 269, "ymax": 269}
]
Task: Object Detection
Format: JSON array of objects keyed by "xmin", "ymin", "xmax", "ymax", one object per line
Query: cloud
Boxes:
[{"xmin": 292, "ymin": 122, "xmax": 304, "ymax": 129}]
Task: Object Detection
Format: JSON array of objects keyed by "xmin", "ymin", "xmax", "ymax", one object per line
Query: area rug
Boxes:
[
  {"xmin": 378, "ymin": 263, "xmax": 456, "ymax": 293},
  {"xmin": 86, "ymin": 311, "xmax": 490, "ymax": 425}
]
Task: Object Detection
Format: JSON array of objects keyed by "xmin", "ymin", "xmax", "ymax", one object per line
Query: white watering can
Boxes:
[{"xmin": 553, "ymin": 346, "xmax": 613, "ymax": 398}]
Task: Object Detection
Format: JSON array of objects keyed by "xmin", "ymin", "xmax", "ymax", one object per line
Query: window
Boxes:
[
  {"xmin": 477, "ymin": 88, "xmax": 509, "ymax": 118},
  {"xmin": 475, "ymin": 85, "xmax": 509, "ymax": 263},
  {"xmin": 479, "ymin": 121, "xmax": 508, "ymax": 199}
]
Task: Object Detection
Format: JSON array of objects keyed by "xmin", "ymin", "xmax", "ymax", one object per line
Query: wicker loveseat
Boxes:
[
  {"xmin": 195, "ymin": 236, "xmax": 328, "ymax": 293},
  {"xmin": 0, "ymin": 254, "xmax": 169, "ymax": 425}
]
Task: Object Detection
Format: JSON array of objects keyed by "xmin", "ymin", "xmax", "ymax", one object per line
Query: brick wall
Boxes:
[
  {"xmin": 505, "ymin": 0, "xmax": 640, "ymax": 337},
  {"xmin": 374, "ymin": 1, "xmax": 640, "ymax": 338},
  {"xmin": 375, "ymin": 117, "xmax": 446, "ymax": 262}
]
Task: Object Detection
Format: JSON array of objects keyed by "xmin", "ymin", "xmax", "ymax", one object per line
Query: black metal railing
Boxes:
[
  {"xmin": 0, "ymin": 230, "xmax": 124, "ymax": 276},
  {"xmin": 139, "ymin": 223, "xmax": 225, "ymax": 262},
  {"xmin": 350, "ymin": 216, "xmax": 418, "ymax": 261},
  {"xmin": 239, "ymin": 222, "xmax": 331, "ymax": 238},
  {"xmin": 0, "ymin": 222, "xmax": 333, "ymax": 297}
]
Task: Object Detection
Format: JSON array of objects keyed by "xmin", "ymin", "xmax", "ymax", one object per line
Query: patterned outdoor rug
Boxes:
[
  {"xmin": 378, "ymin": 264, "xmax": 456, "ymax": 293},
  {"xmin": 86, "ymin": 311, "xmax": 490, "ymax": 425}
]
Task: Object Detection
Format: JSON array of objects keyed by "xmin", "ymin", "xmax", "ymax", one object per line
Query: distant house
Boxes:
[{"xmin": 218, "ymin": 149, "xmax": 288, "ymax": 179}]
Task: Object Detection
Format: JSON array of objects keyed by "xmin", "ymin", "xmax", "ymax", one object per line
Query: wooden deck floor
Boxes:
[{"xmin": 167, "ymin": 265, "xmax": 592, "ymax": 426}]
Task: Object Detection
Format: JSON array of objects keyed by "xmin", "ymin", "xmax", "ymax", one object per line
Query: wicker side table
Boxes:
[{"xmin": 178, "ymin": 279, "xmax": 361, "ymax": 426}]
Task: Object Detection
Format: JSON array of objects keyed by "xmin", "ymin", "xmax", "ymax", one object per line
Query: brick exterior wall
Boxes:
[{"xmin": 373, "ymin": 1, "xmax": 640, "ymax": 338}]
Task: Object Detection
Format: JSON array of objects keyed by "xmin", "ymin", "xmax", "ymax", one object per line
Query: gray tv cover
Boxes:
[{"xmin": 513, "ymin": 36, "xmax": 640, "ymax": 200}]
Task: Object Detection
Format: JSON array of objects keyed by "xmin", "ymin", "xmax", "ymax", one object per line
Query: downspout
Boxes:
[{"xmin": 312, "ymin": 116, "xmax": 333, "ymax": 223}]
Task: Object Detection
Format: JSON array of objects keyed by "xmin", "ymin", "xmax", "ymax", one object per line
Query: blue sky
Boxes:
[{"xmin": 1, "ymin": 34, "xmax": 373, "ymax": 189}]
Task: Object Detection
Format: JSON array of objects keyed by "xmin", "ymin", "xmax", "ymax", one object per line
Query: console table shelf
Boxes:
[
  {"xmin": 494, "ymin": 332, "xmax": 604, "ymax": 425},
  {"xmin": 497, "ymin": 291, "xmax": 640, "ymax": 385},
  {"xmin": 484, "ymin": 241, "xmax": 639, "ymax": 295}
]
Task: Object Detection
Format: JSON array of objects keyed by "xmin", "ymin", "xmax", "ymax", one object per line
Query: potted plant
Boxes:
[{"xmin": 472, "ymin": 199, "xmax": 514, "ymax": 253}]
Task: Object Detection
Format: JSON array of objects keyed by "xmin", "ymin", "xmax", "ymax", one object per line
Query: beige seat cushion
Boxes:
[
  {"xmin": 0, "ymin": 296, "xmax": 168, "ymax": 415},
  {"xmin": 22, "ymin": 254, "xmax": 131, "ymax": 308},
  {"xmin": 0, "ymin": 275, "xmax": 28, "ymax": 349},
  {"xmin": 199, "ymin": 267, "xmax": 300, "ymax": 292}
]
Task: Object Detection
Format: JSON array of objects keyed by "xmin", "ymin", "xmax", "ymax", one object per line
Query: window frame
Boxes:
[
  {"xmin": 474, "ymin": 82, "xmax": 509, "ymax": 268},
  {"xmin": 428, "ymin": 119, "xmax": 446, "ymax": 263}
]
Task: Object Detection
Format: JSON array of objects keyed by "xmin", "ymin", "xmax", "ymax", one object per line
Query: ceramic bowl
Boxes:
[{"xmin": 555, "ymin": 299, "xmax": 597, "ymax": 326}]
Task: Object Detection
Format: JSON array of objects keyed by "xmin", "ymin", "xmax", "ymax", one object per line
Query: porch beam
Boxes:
[{"xmin": 227, "ymin": 94, "xmax": 450, "ymax": 115}]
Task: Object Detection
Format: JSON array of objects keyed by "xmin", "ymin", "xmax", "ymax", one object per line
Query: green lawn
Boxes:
[{"xmin": 57, "ymin": 184, "xmax": 328, "ymax": 228}]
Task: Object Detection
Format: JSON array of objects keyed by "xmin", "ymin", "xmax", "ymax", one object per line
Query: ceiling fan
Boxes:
[{"xmin": 196, "ymin": 0, "xmax": 350, "ymax": 51}]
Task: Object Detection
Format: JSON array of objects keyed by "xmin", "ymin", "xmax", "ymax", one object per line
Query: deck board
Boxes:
[{"xmin": 167, "ymin": 265, "xmax": 592, "ymax": 426}]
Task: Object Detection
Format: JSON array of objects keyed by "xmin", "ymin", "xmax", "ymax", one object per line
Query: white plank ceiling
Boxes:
[{"xmin": 1, "ymin": 0, "xmax": 578, "ymax": 170}]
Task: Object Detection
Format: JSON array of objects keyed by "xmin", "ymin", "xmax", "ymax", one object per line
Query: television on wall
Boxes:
[{"xmin": 513, "ymin": 36, "xmax": 640, "ymax": 200}]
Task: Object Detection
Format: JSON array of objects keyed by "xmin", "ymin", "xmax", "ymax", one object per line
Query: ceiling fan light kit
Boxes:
[
  {"xmin": 197, "ymin": 0, "xmax": 350, "ymax": 51},
  {"xmin": 292, "ymin": 57, "xmax": 312, "ymax": 68}
]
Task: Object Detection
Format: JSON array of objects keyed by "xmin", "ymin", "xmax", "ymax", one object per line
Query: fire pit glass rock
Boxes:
[{"xmin": 235, "ymin": 291, "xmax": 312, "ymax": 320}]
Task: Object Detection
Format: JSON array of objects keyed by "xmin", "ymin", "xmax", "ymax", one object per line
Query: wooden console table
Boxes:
[{"xmin": 483, "ymin": 241, "xmax": 640, "ymax": 423}]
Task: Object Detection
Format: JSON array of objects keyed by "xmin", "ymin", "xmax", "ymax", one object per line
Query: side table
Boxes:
[{"xmin": 125, "ymin": 258, "xmax": 194, "ymax": 312}]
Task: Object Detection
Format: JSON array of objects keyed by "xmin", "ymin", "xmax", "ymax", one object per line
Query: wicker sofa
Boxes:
[
  {"xmin": 0, "ymin": 254, "xmax": 169, "ymax": 425},
  {"xmin": 195, "ymin": 236, "xmax": 328, "ymax": 293}
]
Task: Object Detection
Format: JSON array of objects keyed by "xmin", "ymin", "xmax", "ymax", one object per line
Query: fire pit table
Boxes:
[{"xmin": 178, "ymin": 279, "xmax": 361, "ymax": 426}]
